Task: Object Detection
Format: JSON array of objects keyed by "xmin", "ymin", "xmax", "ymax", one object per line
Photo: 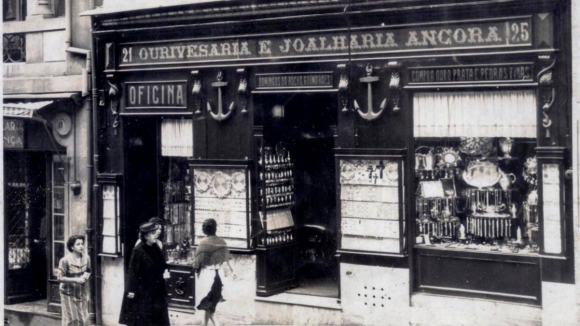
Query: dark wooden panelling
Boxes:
[
  {"xmin": 166, "ymin": 264, "xmax": 195, "ymax": 309},
  {"xmin": 415, "ymin": 248, "xmax": 541, "ymax": 305},
  {"xmin": 256, "ymin": 244, "xmax": 298, "ymax": 297},
  {"xmin": 47, "ymin": 280, "xmax": 61, "ymax": 314},
  {"xmin": 205, "ymin": 68, "xmax": 253, "ymax": 160},
  {"xmin": 339, "ymin": 252, "xmax": 408, "ymax": 269},
  {"xmin": 349, "ymin": 64, "xmax": 408, "ymax": 149}
]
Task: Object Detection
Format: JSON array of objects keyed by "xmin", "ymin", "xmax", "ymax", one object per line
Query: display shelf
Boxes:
[{"xmin": 256, "ymin": 142, "xmax": 297, "ymax": 248}]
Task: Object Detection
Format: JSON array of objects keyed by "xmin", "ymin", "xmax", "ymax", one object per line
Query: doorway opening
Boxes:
[
  {"xmin": 261, "ymin": 92, "xmax": 339, "ymax": 298},
  {"xmin": 4, "ymin": 151, "xmax": 49, "ymax": 304}
]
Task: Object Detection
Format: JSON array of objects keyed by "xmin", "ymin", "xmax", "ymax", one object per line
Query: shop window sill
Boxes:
[
  {"xmin": 255, "ymin": 292, "xmax": 342, "ymax": 311},
  {"xmin": 415, "ymin": 243, "xmax": 539, "ymax": 257},
  {"xmin": 415, "ymin": 244, "xmax": 539, "ymax": 258}
]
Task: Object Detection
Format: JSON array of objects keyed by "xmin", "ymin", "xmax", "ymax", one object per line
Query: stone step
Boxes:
[
  {"xmin": 4, "ymin": 299, "xmax": 61, "ymax": 326},
  {"xmin": 4, "ymin": 309, "xmax": 61, "ymax": 326}
]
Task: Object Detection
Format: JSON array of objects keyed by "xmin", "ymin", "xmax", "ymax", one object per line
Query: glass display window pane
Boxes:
[
  {"xmin": 413, "ymin": 137, "xmax": 539, "ymax": 255},
  {"xmin": 53, "ymin": 162, "xmax": 66, "ymax": 186},
  {"xmin": 102, "ymin": 185, "xmax": 118, "ymax": 219},
  {"xmin": 53, "ymin": 242, "xmax": 65, "ymax": 271},
  {"xmin": 102, "ymin": 236, "xmax": 118, "ymax": 254},
  {"xmin": 53, "ymin": 187, "xmax": 65, "ymax": 214},
  {"xmin": 53, "ymin": 214, "xmax": 65, "ymax": 241},
  {"xmin": 103, "ymin": 217, "xmax": 116, "ymax": 236}
]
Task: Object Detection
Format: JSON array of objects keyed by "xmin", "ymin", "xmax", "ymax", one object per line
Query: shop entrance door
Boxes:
[
  {"xmin": 257, "ymin": 93, "xmax": 339, "ymax": 298},
  {"xmin": 4, "ymin": 151, "xmax": 49, "ymax": 304}
]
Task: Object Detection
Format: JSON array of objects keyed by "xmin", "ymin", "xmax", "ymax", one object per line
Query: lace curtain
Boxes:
[
  {"xmin": 413, "ymin": 90, "xmax": 537, "ymax": 138},
  {"xmin": 161, "ymin": 119, "xmax": 193, "ymax": 157}
]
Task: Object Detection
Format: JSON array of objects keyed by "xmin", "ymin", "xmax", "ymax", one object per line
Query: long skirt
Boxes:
[
  {"xmin": 197, "ymin": 269, "xmax": 226, "ymax": 313},
  {"xmin": 60, "ymin": 293, "xmax": 89, "ymax": 326}
]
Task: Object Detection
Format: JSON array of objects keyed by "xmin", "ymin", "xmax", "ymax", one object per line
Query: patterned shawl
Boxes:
[{"xmin": 193, "ymin": 236, "xmax": 231, "ymax": 270}]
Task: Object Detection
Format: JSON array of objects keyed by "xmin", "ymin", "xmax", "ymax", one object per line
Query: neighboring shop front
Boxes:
[
  {"xmin": 84, "ymin": 1, "xmax": 574, "ymax": 325},
  {"xmin": 3, "ymin": 97, "xmax": 89, "ymax": 315}
]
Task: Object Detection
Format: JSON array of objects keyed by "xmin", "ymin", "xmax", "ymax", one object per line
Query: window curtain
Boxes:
[
  {"xmin": 161, "ymin": 119, "xmax": 193, "ymax": 157},
  {"xmin": 413, "ymin": 90, "xmax": 537, "ymax": 138}
]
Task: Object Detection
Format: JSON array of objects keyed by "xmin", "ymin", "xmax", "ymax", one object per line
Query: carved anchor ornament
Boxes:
[
  {"xmin": 207, "ymin": 70, "xmax": 235, "ymax": 121},
  {"xmin": 174, "ymin": 277, "xmax": 186, "ymax": 295},
  {"xmin": 353, "ymin": 64, "xmax": 387, "ymax": 121}
]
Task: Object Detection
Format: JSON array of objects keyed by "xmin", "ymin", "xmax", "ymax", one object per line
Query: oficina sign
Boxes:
[{"xmin": 117, "ymin": 16, "xmax": 536, "ymax": 67}]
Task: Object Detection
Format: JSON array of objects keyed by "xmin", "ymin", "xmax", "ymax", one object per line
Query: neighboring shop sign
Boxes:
[
  {"xmin": 256, "ymin": 72, "xmax": 333, "ymax": 89},
  {"xmin": 408, "ymin": 63, "xmax": 535, "ymax": 85},
  {"xmin": 116, "ymin": 16, "xmax": 537, "ymax": 67},
  {"xmin": 123, "ymin": 80, "xmax": 188, "ymax": 114},
  {"xmin": 4, "ymin": 119, "xmax": 24, "ymax": 149}
]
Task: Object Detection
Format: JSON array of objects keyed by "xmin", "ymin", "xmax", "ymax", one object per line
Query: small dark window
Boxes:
[
  {"xmin": 3, "ymin": 34, "xmax": 26, "ymax": 63},
  {"xmin": 53, "ymin": 0, "xmax": 65, "ymax": 17},
  {"xmin": 3, "ymin": 0, "xmax": 27, "ymax": 22}
]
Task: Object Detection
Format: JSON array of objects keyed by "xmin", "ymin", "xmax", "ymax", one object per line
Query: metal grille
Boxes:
[
  {"xmin": 6, "ymin": 184, "xmax": 30, "ymax": 270},
  {"xmin": 3, "ymin": 34, "xmax": 26, "ymax": 63}
]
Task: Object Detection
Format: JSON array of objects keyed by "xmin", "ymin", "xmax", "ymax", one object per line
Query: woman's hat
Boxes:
[{"xmin": 139, "ymin": 222, "xmax": 160, "ymax": 233}]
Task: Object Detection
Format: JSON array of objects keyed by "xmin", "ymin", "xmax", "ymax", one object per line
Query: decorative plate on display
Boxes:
[
  {"xmin": 340, "ymin": 161, "xmax": 356, "ymax": 181},
  {"xmin": 458, "ymin": 137, "xmax": 493, "ymax": 156},
  {"xmin": 385, "ymin": 162, "xmax": 398, "ymax": 181},
  {"xmin": 440, "ymin": 147, "xmax": 462, "ymax": 166},
  {"xmin": 194, "ymin": 171, "xmax": 210, "ymax": 193},
  {"xmin": 211, "ymin": 172, "xmax": 232, "ymax": 198},
  {"xmin": 231, "ymin": 172, "xmax": 246, "ymax": 193},
  {"xmin": 462, "ymin": 161, "xmax": 501, "ymax": 188}
]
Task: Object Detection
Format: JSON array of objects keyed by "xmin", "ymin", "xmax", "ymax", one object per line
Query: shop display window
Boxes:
[
  {"xmin": 97, "ymin": 173, "xmax": 123, "ymax": 257},
  {"xmin": 161, "ymin": 157, "xmax": 194, "ymax": 263},
  {"xmin": 336, "ymin": 149, "xmax": 406, "ymax": 256},
  {"xmin": 257, "ymin": 142, "xmax": 295, "ymax": 247},
  {"xmin": 189, "ymin": 160, "xmax": 252, "ymax": 251},
  {"xmin": 413, "ymin": 91, "xmax": 539, "ymax": 255}
]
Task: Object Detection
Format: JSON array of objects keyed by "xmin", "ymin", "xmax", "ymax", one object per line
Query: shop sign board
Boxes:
[
  {"xmin": 4, "ymin": 119, "xmax": 24, "ymax": 149},
  {"xmin": 255, "ymin": 72, "xmax": 333, "ymax": 89},
  {"xmin": 408, "ymin": 63, "xmax": 534, "ymax": 85},
  {"xmin": 116, "ymin": 16, "xmax": 535, "ymax": 67},
  {"xmin": 124, "ymin": 80, "xmax": 188, "ymax": 113}
]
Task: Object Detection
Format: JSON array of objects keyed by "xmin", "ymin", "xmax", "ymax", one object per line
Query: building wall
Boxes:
[
  {"xmin": 3, "ymin": 0, "xmax": 94, "ymax": 314},
  {"xmin": 572, "ymin": 0, "xmax": 580, "ymax": 325},
  {"xmin": 100, "ymin": 257, "xmax": 124, "ymax": 325}
]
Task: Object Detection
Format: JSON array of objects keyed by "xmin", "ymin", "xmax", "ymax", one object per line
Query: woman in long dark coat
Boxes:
[{"xmin": 119, "ymin": 222, "xmax": 170, "ymax": 326}]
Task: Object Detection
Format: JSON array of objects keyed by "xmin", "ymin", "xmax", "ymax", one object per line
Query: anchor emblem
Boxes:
[
  {"xmin": 353, "ymin": 64, "xmax": 387, "ymax": 121},
  {"xmin": 207, "ymin": 70, "xmax": 235, "ymax": 122}
]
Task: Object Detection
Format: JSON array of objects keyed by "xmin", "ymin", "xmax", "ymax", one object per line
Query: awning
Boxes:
[
  {"xmin": 80, "ymin": 0, "xmax": 222, "ymax": 16},
  {"xmin": 3, "ymin": 92, "xmax": 80, "ymax": 100},
  {"xmin": 3, "ymin": 101, "xmax": 54, "ymax": 118}
]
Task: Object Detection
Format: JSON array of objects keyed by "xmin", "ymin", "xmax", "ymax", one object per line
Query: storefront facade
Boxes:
[{"xmin": 84, "ymin": 1, "xmax": 575, "ymax": 325}]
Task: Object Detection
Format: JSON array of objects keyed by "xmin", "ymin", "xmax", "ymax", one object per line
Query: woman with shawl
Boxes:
[{"xmin": 193, "ymin": 218, "xmax": 236, "ymax": 326}]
